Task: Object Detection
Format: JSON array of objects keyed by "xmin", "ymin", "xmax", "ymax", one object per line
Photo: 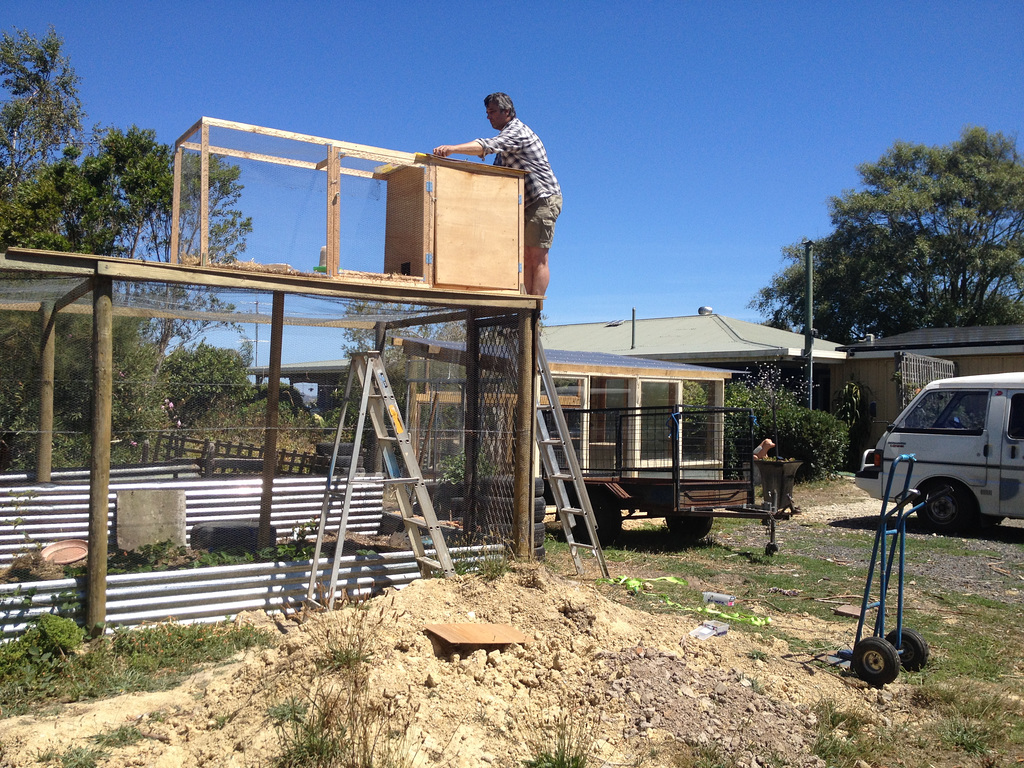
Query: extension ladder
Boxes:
[
  {"xmin": 535, "ymin": 341, "xmax": 609, "ymax": 578},
  {"xmin": 306, "ymin": 351, "xmax": 455, "ymax": 609}
]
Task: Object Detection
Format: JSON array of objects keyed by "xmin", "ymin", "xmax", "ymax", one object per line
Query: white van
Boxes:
[{"xmin": 856, "ymin": 372, "xmax": 1024, "ymax": 533}]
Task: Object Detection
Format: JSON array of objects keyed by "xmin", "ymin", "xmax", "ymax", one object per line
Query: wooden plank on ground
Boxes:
[
  {"xmin": 833, "ymin": 604, "xmax": 863, "ymax": 618},
  {"xmin": 424, "ymin": 623, "xmax": 528, "ymax": 645}
]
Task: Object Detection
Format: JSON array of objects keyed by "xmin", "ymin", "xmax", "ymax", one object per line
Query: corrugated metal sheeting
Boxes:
[
  {"xmin": 0, "ymin": 474, "xmax": 385, "ymax": 565},
  {"xmin": 0, "ymin": 546, "xmax": 501, "ymax": 640}
]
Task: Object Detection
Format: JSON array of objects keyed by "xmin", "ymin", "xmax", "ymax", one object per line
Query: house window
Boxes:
[{"xmin": 640, "ymin": 380, "xmax": 673, "ymax": 408}]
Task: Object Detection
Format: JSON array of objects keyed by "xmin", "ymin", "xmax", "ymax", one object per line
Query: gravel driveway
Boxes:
[{"xmin": 721, "ymin": 496, "xmax": 1024, "ymax": 605}]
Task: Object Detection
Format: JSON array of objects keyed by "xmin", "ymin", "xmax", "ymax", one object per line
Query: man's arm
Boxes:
[{"xmin": 433, "ymin": 140, "xmax": 485, "ymax": 158}]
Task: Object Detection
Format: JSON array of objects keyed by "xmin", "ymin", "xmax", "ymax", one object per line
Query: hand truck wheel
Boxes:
[
  {"xmin": 852, "ymin": 636, "xmax": 901, "ymax": 687},
  {"xmin": 885, "ymin": 628, "xmax": 929, "ymax": 672}
]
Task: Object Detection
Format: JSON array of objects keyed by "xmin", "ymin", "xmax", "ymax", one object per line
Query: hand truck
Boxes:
[{"xmin": 835, "ymin": 454, "xmax": 930, "ymax": 686}]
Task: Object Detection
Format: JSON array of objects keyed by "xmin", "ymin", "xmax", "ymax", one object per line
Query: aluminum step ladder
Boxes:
[
  {"xmin": 536, "ymin": 341, "xmax": 609, "ymax": 578},
  {"xmin": 307, "ymin": 351, "xmax": 456, "ymax": 609}
]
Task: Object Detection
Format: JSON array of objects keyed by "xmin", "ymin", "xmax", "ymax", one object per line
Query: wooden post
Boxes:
[
  {"xmin": 200, "ymin": 121, "xmax": 210, "ymax": 265},
  {"xmin": 37, "ymin": 301, "xmax": 55, "ymax": 483},
  {"xmin": 326, "ymin": 146, "xmax": 340, "ymax": 276},
  {"xmin": 170, "ymin": 144, "xmax": 182, "ymax": 264},
  {"xmin": 513, "ymin": 310, "xmax": 536, "ymax": 559},
  {"xmin": 258, "ymin": 291, "xmax": 285, "ymax": 549},
  {"xmin": 86, "ymin": 277, "xmax": 113, "ymax": 636}
]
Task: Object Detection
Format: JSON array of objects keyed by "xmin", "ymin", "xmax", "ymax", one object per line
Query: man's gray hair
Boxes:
[{"xmin": 484, "ymin": 92, "xmax": 516, "ymax": 119}]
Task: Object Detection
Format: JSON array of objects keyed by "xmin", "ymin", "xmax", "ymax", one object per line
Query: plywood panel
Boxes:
[
  {"xmin": 424, "ymin": 623, "xmax": 528, "ymax": 645},
  {"xmin": 433, "ymin": 165, "xmax": 521, "ymax": 291}
]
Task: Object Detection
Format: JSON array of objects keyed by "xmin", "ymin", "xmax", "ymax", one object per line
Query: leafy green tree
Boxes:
[
  {"xmin": 0, "ymin": 309, "xmax": 165, "ymax": 470},
  {"xmin": 753, "ymin": 127, "xmax": 1024, "ymax": 343},
  {"xmin": 0, "ymin": 26, "xmax": 83, "ymax": 196},
  {"xmin": 160, "ymin": 342, "xmax": 254, "ymax": 428}
]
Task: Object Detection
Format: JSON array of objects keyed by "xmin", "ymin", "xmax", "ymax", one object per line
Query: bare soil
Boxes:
[{"xmin": 1, "ymin": 480, "xmax": 1022, "ymax": 767}]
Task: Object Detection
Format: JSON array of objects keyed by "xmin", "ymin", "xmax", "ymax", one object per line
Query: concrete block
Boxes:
[{"xmin": 116, "ymin": 489, "xmax": 187, "ymax": 550}]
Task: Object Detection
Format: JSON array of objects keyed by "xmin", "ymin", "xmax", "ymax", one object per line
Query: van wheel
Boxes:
[{"xmin": 918, "ymin": 481, "xmax": 978, "ymax": 534}]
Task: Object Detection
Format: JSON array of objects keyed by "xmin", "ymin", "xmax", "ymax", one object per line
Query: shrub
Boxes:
[
  {"xmin": 726, "ymin": 381, "xmax": 848, "ymax": 481},
  {"xmin": 36, "ymin": 612, "xmax": 85, "ymax": 655}
]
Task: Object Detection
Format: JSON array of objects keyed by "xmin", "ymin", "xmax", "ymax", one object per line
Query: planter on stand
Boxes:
[{"xmin": 752, "ymin": 459, "xmax": 803, "ymax": 514}]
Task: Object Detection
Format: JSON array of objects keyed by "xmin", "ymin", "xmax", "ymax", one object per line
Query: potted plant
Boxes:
[{"xmin": 747, "ymin": 366, "xmax": 803, "ymax": 514}]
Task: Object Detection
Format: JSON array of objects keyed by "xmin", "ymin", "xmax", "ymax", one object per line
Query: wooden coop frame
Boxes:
[{"xmin": 171, "ymin": 117, "xmax": 526, "ymax": 292}]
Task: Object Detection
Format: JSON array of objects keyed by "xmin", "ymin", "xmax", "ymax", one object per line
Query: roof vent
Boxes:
[
  {"xmin": 605, "ymin": 319, "xmax": 625, "ymax": 327},
  {"xmin": 697, "ymin": 306, "xmax": 713, "ymax": 316}
]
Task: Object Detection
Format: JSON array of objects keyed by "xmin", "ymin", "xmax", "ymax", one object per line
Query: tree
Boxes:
[
  {"xmin": 160, "ymin": 342, "xmax": 253, "ymax": 428},
  {"xmin": 175, "ymin": 153, "xmax": 253, "ymax": 264},
  {"xmin": 0, "ymin": 26, "xmax": 83, "ymax": 196},
  {"xmin": 753, "ymin": 127, "xmax": 1024, "ymax": 343}
]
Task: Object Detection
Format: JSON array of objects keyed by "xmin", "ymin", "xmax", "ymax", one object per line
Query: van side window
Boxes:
[
  {"xmin": 1009, "ymin": 394, "xmax": 1024, "ymax": 439},
  {"xmin": 900, "ymin": 389, "xmax": 989, "ymax": 433}
]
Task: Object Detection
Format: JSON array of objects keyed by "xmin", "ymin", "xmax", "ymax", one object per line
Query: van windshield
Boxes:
[{"xmin": 899, "ymin": 389, "xmax": 989, "ymax": 433}]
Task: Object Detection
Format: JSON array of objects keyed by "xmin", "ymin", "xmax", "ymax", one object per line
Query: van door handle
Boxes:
[
  {"xmin": 1013, "ymin": 445, "xmax": 1018, "ymax": 459},
  {"xmin": 983, "ymin": 444, "xmax": 989, "ymax": 457}
]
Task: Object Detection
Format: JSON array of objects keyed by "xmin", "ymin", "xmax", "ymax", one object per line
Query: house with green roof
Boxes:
[{"xmin": 540, "ymin": 309, "xmax": 846, "ymax": 410}]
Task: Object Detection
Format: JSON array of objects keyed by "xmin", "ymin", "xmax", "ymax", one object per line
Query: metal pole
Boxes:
[
  {"xmin": 803, "ymin": 239, "xmax": 814, "ymax": 410},
  {"xmin": 86, "ymin": 277, "xmax": 113, "ymax": 637}
]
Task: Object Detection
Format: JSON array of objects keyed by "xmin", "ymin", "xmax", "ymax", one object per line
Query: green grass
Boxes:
[{"xmin": 0, "ymin": 620, "xmax": 272, "ymax": 718}]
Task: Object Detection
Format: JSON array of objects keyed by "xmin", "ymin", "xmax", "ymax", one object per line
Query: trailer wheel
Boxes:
[
  {"xmin": 666, "ymin": 516, "xmax": 714, "ymax": 541},
  {"xmin": 918, "ymin": 481, "xmax": 978, "ymax": 534},
  {"xmin": 885, "ymin": 628, "xmax": 929, "ymax": 672},
  {"xmin": 852, "ymin": 637, "xmax": 901, "ymax": 687}
]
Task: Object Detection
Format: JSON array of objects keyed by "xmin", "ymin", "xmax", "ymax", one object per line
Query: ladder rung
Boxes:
[
  {"xmin": 558, "ymin": 507, "xmax": 585, "ymax": 516},
  {"xmin": 548, "ymin": 473, "xmax": 573, "ymax": 481},
  {"xmin": 417, "ymin": 556, "xmax": 443, "ymax": 571},
  {"xmin": 378, "ymin": 435, "xmax": 399, "ymax": 443},
  {"xmin": 404, "ymin": 518, "xmax": 432, "ymax": 530},
  {"xmin": 565, "ymin": 541, "xmax": 601, "ymax": 552},
  {"xmin": 382, "ymin": 477, "xmax": 420, "ymax": 485},
  {"xmin": 539, "ymin": 438, "xmax": 564, "ymax": 446}
]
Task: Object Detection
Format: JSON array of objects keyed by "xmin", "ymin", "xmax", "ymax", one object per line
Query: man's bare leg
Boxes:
[{"xmin": 525, "ymin": 246, "xmax": 550, "ymax": 296}]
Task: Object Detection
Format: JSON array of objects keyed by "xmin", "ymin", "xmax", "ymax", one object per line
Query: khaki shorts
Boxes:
[{"xmin": 524, "ymin": 194, "xmax": 562, "ymax": 249}]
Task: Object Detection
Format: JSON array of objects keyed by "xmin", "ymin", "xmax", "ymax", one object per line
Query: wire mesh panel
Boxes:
[
  {"xmin": 0, "ymin": 266, "xmax": 530, "ymax": 583},
  {"xmin": 172, "ymin": 117, "xmax": 524, "ymax": 291},
  {"xmin": 546, "ymin": 405, "xmax": 756, "ymax": 511}
]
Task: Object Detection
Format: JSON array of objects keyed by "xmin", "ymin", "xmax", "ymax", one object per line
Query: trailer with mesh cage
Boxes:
[{"xmin": 544, "ymin": 404, "xmax": 790, "ymax": 553}]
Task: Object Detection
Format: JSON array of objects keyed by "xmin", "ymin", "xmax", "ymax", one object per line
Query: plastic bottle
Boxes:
[{"xmin": 702, "ymin": 592, "xmax": 736, "ymax": 606}]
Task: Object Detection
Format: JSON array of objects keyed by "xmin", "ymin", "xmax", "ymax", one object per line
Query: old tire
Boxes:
[
  {"xmin": 666, "ymin": 516, "xmax": 714, "ymax": 541},
  {"xmin": 919, "ymin": 481, "xmax": 978, "ymax": 534},
  {"xmin": 572, "ymin": 488, "xmax": 622, "ymax": 547},
  {"xmin": 886, "ymin": 628, "xmax": 929, "ymax": 672},
  {"xmin": 852, "ymin": 636, "xmax": 901, "ymax": 687}
]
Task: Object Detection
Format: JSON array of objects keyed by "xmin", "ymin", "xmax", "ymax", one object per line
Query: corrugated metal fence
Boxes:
[
  {"xmin": 1, "ymin": 474, "xmax": 385, "ymax": 565},
  {"xmin": 0, "ymin": 546, "xmax": 500, "ymax": 640}
]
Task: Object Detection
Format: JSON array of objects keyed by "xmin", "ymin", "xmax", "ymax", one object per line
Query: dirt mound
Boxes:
[{"xmin": 0, "ymin": 560, "xmax": 914, "ymax": 768}]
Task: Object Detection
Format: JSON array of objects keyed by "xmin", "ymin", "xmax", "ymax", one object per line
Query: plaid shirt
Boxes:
[{"xmin": 477, "ymin": 118, "xmax": 560, "ymax": 207}]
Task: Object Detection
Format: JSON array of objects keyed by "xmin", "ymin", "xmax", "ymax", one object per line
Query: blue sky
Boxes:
[{"xmin": 5, "ymin": 1, "xmax": 1024, "ymax": 332}]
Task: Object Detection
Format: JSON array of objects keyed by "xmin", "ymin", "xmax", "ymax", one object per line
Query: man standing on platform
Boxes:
[{"xmin": 433, "ymin": 92, "xmax": 562, "ymax": 297}]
